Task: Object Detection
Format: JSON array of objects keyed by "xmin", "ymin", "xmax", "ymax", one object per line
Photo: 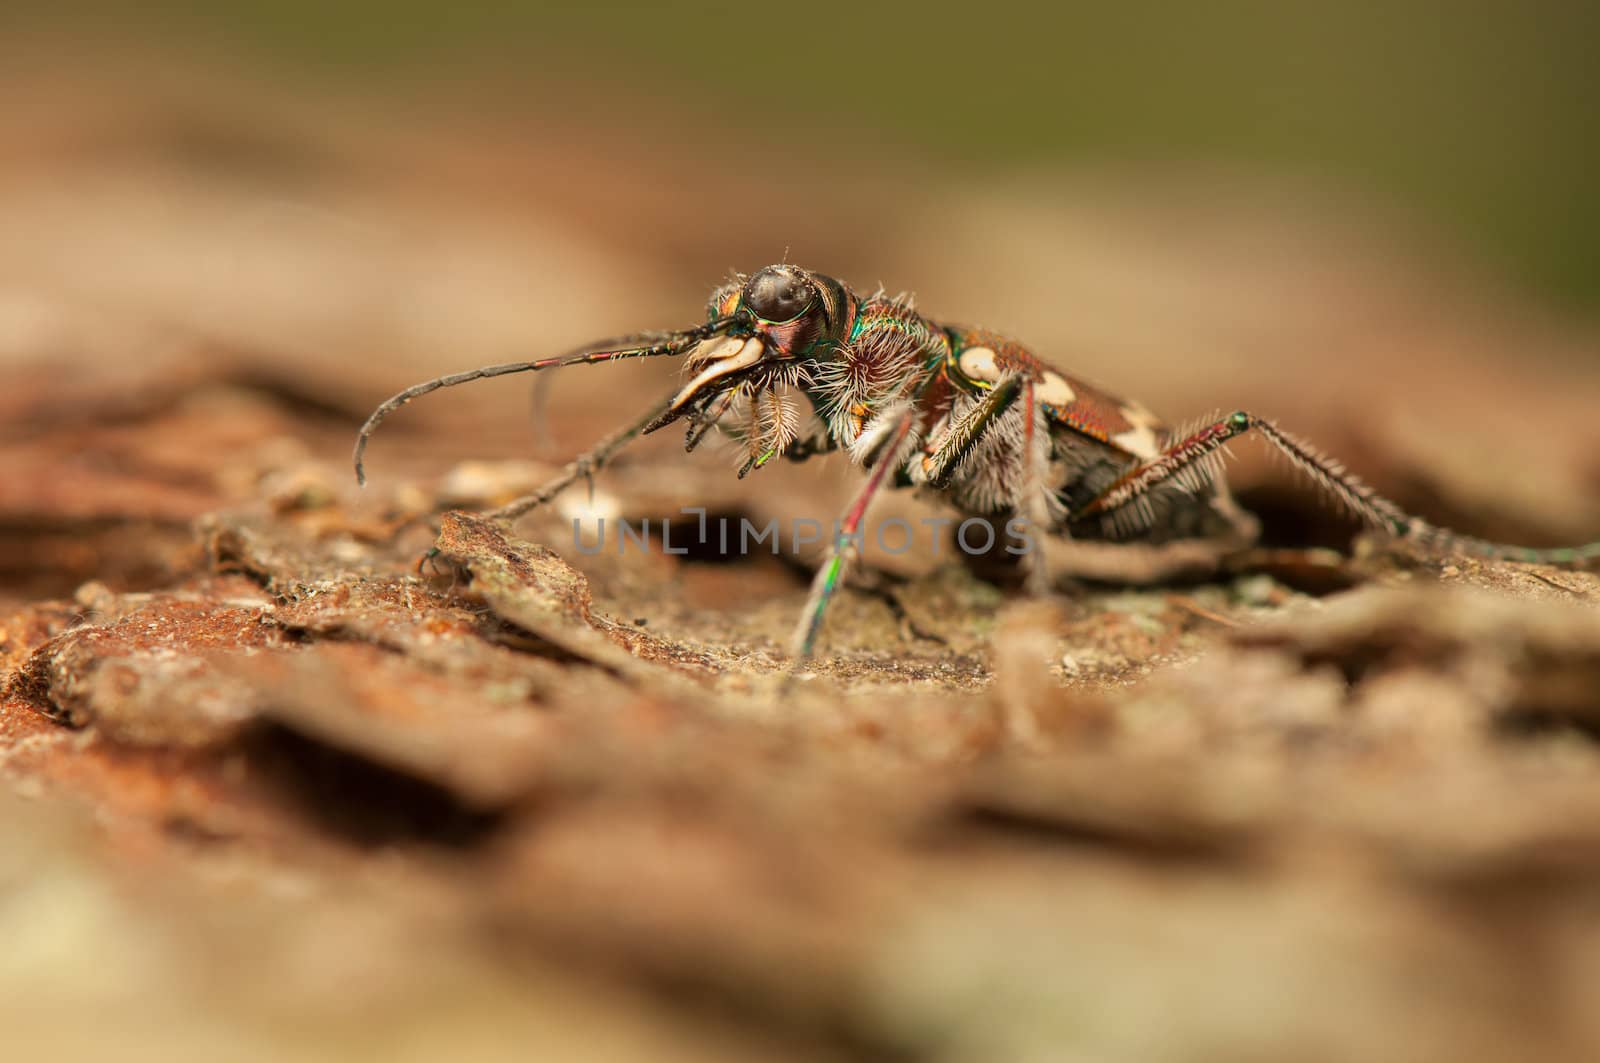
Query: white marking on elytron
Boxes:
[
  {"xmin": 1122, "ymin": 401, "xmax": 1165, "ymax": 431},
  {"xmin": 1035, "ymin": 370, "xmax": 1076, "ymax": 407},
  {"xmin": 669, "ymin": 337, "xmax": 763, "ymax": 411},
  {"xmin": 957, "ymin": 346, "xmax": 999, "ymax": 382},
  {"xmin": 1112, "ymin": 425, "xmax": 1161, "ymax": 459},
  {"xmin": 1111, "ymin": 400, "xmax": 1166, "ymax": 459}
]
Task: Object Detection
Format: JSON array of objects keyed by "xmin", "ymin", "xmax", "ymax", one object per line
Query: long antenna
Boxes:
[{"xmin": 352, "ymin": 317, "xmax": 736, "ymax": 486}]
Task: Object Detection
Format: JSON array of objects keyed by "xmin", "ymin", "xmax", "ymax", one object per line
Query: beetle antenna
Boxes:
[{"xmin": 353, "ymin": 317, "xmax": 737, "ymax": 486}]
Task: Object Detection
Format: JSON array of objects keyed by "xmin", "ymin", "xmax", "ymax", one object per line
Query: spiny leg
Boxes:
[
  {"xmin": 788, "ymin": 406, "xmax": 920, "ymax": 667},
  {"xmin": 1253, "ymin": 417, "xmax": 1600, "ymax": 566},
  {"xmin": 1073, "ymin": 413, "xmax": 1254, "ymax": 530},
  {"xmin": 915, "ymin": 373, "xmax": 1062, "ymax": 589},
  {"xmin": 686, "ymin": 385, "xmax": 837, "ymax": 466},
  {"xmin": 919, "ymin": 376, "xmax": 1056, "ymax": 594},
  {"xmin": 1077, "ymin": 411, "xmax": 1600, "ymax": 568},
  {"xmin": 920, "ymin": 375, "xmax": 1024, "ymax": 487}
]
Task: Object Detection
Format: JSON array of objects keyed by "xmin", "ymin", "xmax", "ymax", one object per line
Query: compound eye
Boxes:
[{"xmin": 745, "ymin": 268, "xmax": 815, "ymax": 323}]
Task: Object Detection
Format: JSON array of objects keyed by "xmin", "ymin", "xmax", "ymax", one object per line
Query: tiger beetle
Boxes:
[{"xmin": 354, "ymin": 265, "xmax": 1600, "ymax": 666}]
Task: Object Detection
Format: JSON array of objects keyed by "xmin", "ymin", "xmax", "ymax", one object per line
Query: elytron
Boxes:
[{"xmin": 355, "ymin": 265, "xmax": 1600, "ymax": 663}]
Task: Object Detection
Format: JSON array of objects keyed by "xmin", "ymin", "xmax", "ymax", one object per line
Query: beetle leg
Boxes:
[
  {"xmin": 919, "ymin": 375, "xmax": 1025, "ymax": 488},
  {"xmin": 918, "ymin": 376, "xmax": 1060, "ymax": 594},
  {"xmin": 1014, "ymin": 379, "xmax": 1057, "ymax": 596},
  {"xmin": 788, "ymin": 404, "xmax": 920, "ymax": 666},
  {"xmin": 1077, "ymin": 411, "xmax": 1600, "ymax": 569}
]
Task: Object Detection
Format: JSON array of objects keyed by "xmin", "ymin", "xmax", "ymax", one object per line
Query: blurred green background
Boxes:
[{"xmin": 8, "ymin": 1, "xmax": 1598, "ymax": 312}]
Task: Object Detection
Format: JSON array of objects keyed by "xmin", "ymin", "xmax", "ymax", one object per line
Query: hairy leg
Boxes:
[
  {"xmin": 1075, "ymin": 411, "xmax": 1600, "ymax": 569},
  {"xmin": 1014, "ymin": 381, "xmax": 1057, "ymax": 596},
  {"xmin": 919, "ymin": 375, "xmax": 1024, "ymax": 487}
]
